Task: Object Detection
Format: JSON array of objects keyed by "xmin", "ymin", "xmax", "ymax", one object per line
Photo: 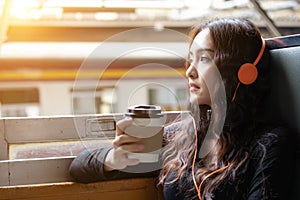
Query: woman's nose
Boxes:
[{"xmin": 186, "ymin": 64, "xmax": 198, "ymax": 79}]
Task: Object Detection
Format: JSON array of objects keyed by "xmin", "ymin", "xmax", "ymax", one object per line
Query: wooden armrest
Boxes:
[{"xmin": 0, "ymin": 178, "xmax": 163, "ymax": 200}]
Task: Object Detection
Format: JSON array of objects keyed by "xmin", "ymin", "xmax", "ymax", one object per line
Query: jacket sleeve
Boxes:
[
  {"xmin": 247, "ymin": 127, "xmax": 297, "ymax": 200},
  {"xmin": 69, "ymin": 147, "xmax": 117, "ymax": 183},
  {"xmin": 69, "ymin": 147, "xmax": 161, "ymax": 183}
]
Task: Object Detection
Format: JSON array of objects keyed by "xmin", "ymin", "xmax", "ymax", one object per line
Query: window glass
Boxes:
[{"xmin": 0, "ymin": 88, "xmax": 40, "ymax": 117}]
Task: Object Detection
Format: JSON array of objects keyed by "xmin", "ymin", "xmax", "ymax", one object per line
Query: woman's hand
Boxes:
[{"xmin": 104, "ymin": 117, "xmax": 144, "ymax": 171}]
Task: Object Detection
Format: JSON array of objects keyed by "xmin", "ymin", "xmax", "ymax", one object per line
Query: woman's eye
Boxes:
[
  {"xmin": 200, "ymin": 56, "xmax": 211, "ymax": 63},
  {"xmin": 189, "ymin": 58, "xmax": 194, "ymax": 64}
]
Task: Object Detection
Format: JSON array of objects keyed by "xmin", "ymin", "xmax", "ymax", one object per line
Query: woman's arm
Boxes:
[
  {"xmin": 69, "ymin": 147, "xmax": 115, "ymax": 183},
  {"xmin": 69, "ymin": 117, "xmax": 174, "ymax": 183}
]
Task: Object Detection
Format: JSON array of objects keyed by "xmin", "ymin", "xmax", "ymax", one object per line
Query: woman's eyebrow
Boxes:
[
  {"xmin": 197, "ymin": 48, "xmax": 214, "ymax": 53},
  {"xmin": 189, "ymin": 48, "xmax": 215, "ymax": 55}
]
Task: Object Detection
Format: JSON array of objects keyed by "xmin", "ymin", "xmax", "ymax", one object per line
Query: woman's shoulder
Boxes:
[
  {"xmin": 254, "ymin": 126, "xmax": 295, "ymax": 148},
  {"xmin": 250, "ymin": 126, "xmax": 297, "ymax": 163}
]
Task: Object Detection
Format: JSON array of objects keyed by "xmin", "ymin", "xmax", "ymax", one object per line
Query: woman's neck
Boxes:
[{"xmin": 199, "ymin": 104, "xmax": 212, "ymax": 122}]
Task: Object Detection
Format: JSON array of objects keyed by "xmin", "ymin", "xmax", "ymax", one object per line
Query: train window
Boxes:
[
  {"xmin": 0, "ymin": 88, "xmax": 40, "ymax": 117},
  {"xmin": 148, "ymin": 86, "xmax": 187, "ymax": 111},
  {"xmin": 71, "ymin": 87, "xmax": 116, "ymax": 114}
]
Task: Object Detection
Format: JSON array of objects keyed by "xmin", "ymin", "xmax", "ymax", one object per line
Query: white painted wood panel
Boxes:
[
  {"xmin": 0, "ymin": 156, "xmax": 74, "ymax": 186},
  {"xmin": 0, "ymin": 119, "xmax": 8, "ymax": 160}
]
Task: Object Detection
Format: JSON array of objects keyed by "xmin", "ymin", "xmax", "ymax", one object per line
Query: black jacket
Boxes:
[{"xmin": 69, "ymin": 126, "xmax": 296, "ymax": 200}]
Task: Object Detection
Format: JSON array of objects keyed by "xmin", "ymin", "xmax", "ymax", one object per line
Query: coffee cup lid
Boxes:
[{"xmin": 126, "ymin": 105, "xmax": 163, "ymax": 118}]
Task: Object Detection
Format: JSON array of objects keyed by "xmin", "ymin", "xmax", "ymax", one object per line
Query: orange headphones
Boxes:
[{"xmin": 232, "ymin": 37, "xmax": 266, "ymax": 101}]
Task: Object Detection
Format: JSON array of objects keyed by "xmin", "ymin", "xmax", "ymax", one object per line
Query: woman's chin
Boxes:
[
  {"xmin": 189, "ymin": 96, "xmax": 200, "ymax": 105},
  {"xmin": 189, "ymin": 96, "xmax": 211, "ymax": 106}
]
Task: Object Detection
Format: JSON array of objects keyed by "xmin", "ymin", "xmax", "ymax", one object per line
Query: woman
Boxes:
[{"xmin": 69, "ymin": 18, "xmax": 296, "ymax": 200}]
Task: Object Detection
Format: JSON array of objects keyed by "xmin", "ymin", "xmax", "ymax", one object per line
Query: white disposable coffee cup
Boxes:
[{"xmin": 124, "ymin": 105, "xmax": 165, "ymax": 163}]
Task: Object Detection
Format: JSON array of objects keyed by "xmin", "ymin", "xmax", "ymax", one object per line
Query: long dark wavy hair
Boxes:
[{"xmin": 159, "ymin": 18, "xmax": 271, "ymax": 199}]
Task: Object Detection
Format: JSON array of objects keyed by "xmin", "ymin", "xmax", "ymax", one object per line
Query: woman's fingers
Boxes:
[
  {"xmin": 104, "ymin": 117, "xmax": 144, "ymax": 170},
  {"xmin": 104, "ymin": 149, "xmax": 129, "ymax": 171},
  {"xmin": 125, "ymin": 158, "xmax": 140, "ymax": 166},
  {"xmin": 117, "ymin": 143, "xmax": 144, "ymax": 153},
  {"xmin": 113, "ymin": 134, "xmax": 141, "ymax": 147},
  {"xmin": 105, "ymin": 144, "xmax": 143, "ymax": 170},
  {"xmin": 116, "ymin": 145, "xmax": 143, "ymax": 167},
  {"xmin": 116, "ymin": 117, "xmax": 133, "ymax": 136}
]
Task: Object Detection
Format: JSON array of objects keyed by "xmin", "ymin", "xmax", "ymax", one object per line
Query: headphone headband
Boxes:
[
  {"xmin": 253, "ymin": 37, "xmax": 266, "ymax": 66},
  {"xmin": 232, "ymin": 37, "xmax": 265, "ymax": 101},
  {"xmin": 237, "ymin": 37, "xmax": 265, "ymax": 85}
]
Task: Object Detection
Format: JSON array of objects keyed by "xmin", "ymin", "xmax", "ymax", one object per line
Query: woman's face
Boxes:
[{"xmin": 186, "ymin": 28, "xmax": 215, "ymax": 106}]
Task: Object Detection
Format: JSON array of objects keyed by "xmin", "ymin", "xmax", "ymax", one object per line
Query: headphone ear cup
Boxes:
[{"xmin": 237, "ymin": 63, "xmax": 258, "ymax": 85}]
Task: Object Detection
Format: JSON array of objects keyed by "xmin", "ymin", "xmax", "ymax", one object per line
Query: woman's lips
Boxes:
[{"xmin": 189, "ymin": 82, "xmax": 200, "ymax": 91}]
